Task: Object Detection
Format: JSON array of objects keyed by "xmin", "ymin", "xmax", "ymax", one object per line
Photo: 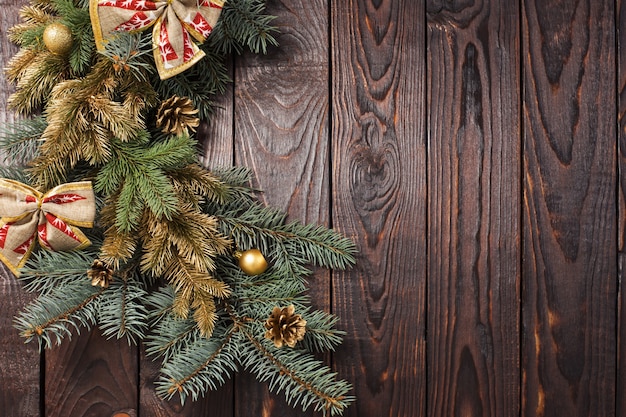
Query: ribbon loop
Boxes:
[
  {"xmin": 0, "ymin": 179, "xmax": 96, "ymax": 276},
  {"xmin": 91, "ymin": 0, "xmax": 224, "ymax": 79}
]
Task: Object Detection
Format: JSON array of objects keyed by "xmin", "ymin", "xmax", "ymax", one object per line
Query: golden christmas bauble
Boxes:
[
  {"xmin": 43, "ymin": 22, "xmax": 73, "ymax": 55},
  {"xmin": 235, "ymin": 248, "xmax": 269, "ymax": 276}
]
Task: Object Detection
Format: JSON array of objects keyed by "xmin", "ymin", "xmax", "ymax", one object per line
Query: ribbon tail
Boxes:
[{"xmin": 0, "ymin": 218, "xmax": 38, "ymax": 276}]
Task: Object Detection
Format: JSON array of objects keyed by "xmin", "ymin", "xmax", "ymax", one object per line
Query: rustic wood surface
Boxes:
[
  {"xmin": 619, "ymin": 0, "xmax": 626, "ymax": 416},
  {"xmin": 0, "ymin": 1, "xmax": 41, "ymax": 415},
  {"xmin": 332, "ymin": 1, "xmax": 426, "ymax": 416},
  {"xmin": 522, "ymin": 0, "xmax": 617, "ymax": 416},
  {"xmin": 426, "ymin": 1, "xmax": 521, "ymax": 416},
  {"xmin": 0, "ymin": 0, "xmax": 623, "ymax": 416}
]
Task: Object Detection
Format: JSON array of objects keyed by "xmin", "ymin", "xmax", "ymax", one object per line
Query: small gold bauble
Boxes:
[
  {"xmin": 43, "ymin": 22, "xmax": 73, "ymax": 55},
  {"xmin": 235, "ymin": 248, "xmax": 269, "ymax": 276}
]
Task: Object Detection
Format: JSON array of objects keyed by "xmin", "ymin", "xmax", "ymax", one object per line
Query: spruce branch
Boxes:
[
  {"xmin": 140, "ymin": 206, "xmax": 230, "ymax": 276},
  {"xmin": 8, "ymin": 51, "xmax": 70, "ymax": 115},
  {"xmin": 0, "ymin": 116, "xmax": 46, "ymax": 164},
  {"xmin": 14, "ymin": 283, "xmax": 104, "ymax": 351},
  {"xmin": 239, "ymin": 323, "xmax": 354, "ymax": 416},
  {"xmin": 9, "ymin": 5, "xmax": 54, "ymax": 46},
  {"xmin": 168, "ymin": 164, "xmax": 232, "ymax": 208},
  {"xmin": 145, "ymin": 287, "xmax": 201, "ymax": 360},
  {"xmin": 19, "ymin": 243, "xmax": 100, "ymax": 296},
  {"xmin": 98, "ymin": 272, "xmax": 149, "ymax": 343},
  {"xmin": 29, "ymin": 57, "xmax": 146, "ymax": 188},
  {"xmin": 212, "ymin": 201, "xmax": 356, "ymax": 278},
  {"xmin": 0, "ymin": 166, "xmax": 30, "ymax": 182},
  {"xmin": 208, "ymin": 0, "xmax": 278, "ymax": 55},
  {"xmin": 95, "ymin": 135, "xmax": 197, "ymax": 232},
  {"xmin": 155, "ymin": 323, "xmax": 240, "ymax": 402}
]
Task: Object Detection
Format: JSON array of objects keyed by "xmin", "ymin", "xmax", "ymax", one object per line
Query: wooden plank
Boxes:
[
  {"xmin": 0, "ymin": 0, "xmax": 41, "ymax": 414},
  {"xmin": 0, "ymin": 265, "xmax": 41, "ymax": 416},
  {"xmin": 0, "ymin": 0, "xmax": 22, "ymax": 126},
  {"xmin": 426, "ymin": 1, "xmax": 521, "ymax": 416},
  {"xmin": 138, "ymin": 66, "xmax": 236, "ymax": 417},
  {"xmin": 618, "ymin": 0, "xmax": 626, "ymax": 415},
  {"xmin": 522, "ymin": 1, "xmax": 617, "ymax": 416},
  {"xmin": 331, "ymin": 1, "xmax": 426, "ymax": 416},
  {"xmin": 233, "ymin": 0, "xmax": 330, "ymax": 415},
  {"xmin": 45, "ymin": 330, "xmax": 137, "ymax": 416}
]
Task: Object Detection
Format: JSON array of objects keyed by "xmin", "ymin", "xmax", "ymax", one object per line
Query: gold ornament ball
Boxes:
[
  {"xmin": 235, "ymin": 248, "xmax": 269, "ymax": 276},
  {"xmin": 43, "ymin": 22, "xmax": 73, "ymax": 55}
]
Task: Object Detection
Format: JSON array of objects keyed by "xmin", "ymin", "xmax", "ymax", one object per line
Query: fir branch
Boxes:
[
  {"xmin": 145, "ymin": 287, "xmax": 201, "ymax": 360},
  {"xmin": 29, "ymin": 57, "xmax": 145, "ymax": 188},
  {"xmin": 98, "ymin": 273, "xmax": 149, "ymax": 343},
  {"xmin": 8, "ymin": 51, "xmax": 70, "ymax": 115},
  {"xmin": 159, "ymin": 255, "xmax": 229, "ymax": 336},
  {"xmin": 0, "ymin": 166, "xmax": 30, "ymax": 182},
  {"xmin": 49, "ymin": 0, "xmax": 94, "ymax": 74},
  {"xmin": 19, "ymin": 243, "xmax": 100, "ymax": 296},
  {"xmin": 0, "ymin": 116, "xmax": 46, "ymax": 164},
  {"xmin": 208, "ymin": 0, "xmax": 278, "ymax": 55},
  {"xmin": 214, "ymin": 201, "xmax": 356, "ymax": 271},
  {"xmin": 299, "ymin": 309, "xmax": 345, "ymax": 353},
  {"xmin": 140, "ymin": 207, "xmax": 230, "ymax": 276},
  {"xmin": 155, "ymin": 323, "xmax": 240, "ymax": 402},
  {"xmin": 5, "ymin": 48, "xmax": 40, "ymax": 84},
  {"xmin": 168, "ymin": 164, "xmax": 231, "ymax": 208},
  {"xmin": 9, "ymin": 5, "xmax": 54, "ymax": 46},
  {"xmin": 14, "ymin": 283, "xmax": 104, "ymax": 351},
  {"xmin": 99, "ymin": 224, "xmax": 139, "ymax": 268},
  {"xmin": 95, "ymin": 135, "xmax": 197, "ymax": 232},
  {"xmin": 239, "ymin": 324, "xmax": 354, "ymax": 416},
  {"xmin": 191, "ymin": 289, "xmax": 218, "ymax": 337},
  {"xmin": 98, "ymin": 32, "xmax": 155, "ymax": 81}
]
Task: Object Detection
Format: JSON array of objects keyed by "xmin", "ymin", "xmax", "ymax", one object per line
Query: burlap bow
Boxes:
[
  {"xmin": 90, "ymin": 0, "xmax": 224, "ymax": 80},
  {"xmin": 0, "ymin": 179, "xmax": 95, "ymax": 276}
]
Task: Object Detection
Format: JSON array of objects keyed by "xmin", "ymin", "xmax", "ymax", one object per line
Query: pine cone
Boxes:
[
  {"xmin": 88, "ymin": 259, "xmax": 113, "ymax": 288},
  {"xmin": 156, "ymin": 96, "xmax": 200, "ymax": 136},
  {"xmin": 264, "ymin": 305, "xmax": 307, "ymax": 348}
]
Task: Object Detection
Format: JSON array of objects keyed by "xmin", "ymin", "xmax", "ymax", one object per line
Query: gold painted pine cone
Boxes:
[
  {"xmin": 264, "ymin": 305, "xmax": 307, "ymax": 348},
  {"xmin": 156, "ymin": 96, "xmax": 200, "ymax": 136},
  {"xmin": 88, "ymin": 259, "xmax": 113, "ymax": 288}
]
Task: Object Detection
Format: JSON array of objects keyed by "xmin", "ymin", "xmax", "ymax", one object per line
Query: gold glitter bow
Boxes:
[
  {"xmin": 90, "ymin": 0, "xmax": 224, "ymax": 80},
  {"xmin": 0, "ymin": 179, "xmax": 95, "ymax": 276}
]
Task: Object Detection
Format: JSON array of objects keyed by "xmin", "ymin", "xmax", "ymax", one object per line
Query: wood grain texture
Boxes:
[
  {"xmin": 0, "ymin": 265, "xmax": 40, "ymax": 416},
  {"xmin": 331, "ymin": 1, "xmax": 426, "ymax": 416},
  {"xmin": 45, "ymin": 330, "xmax": 137, "ymax": 417},
  {"xmin": 0, "ymin": 2, "xmax": 40, "ymax": 414},
  {"xmin": 233, "ymin": 0, "xmax": 330, "ymax": 415},
  {"xmin": 426, "ymin": 1, "xmax": 521, "ymax": 416},
  {"xmin": 618, "ymin": 0, "xmax": 626, "ymax": 416},
  {"xmin": 0, "ymin": 0, "xmax": 22, "ymax": 126},
  {"xmin": 522, "ymin": 1, "xmax": 617, "ymax": 416}
]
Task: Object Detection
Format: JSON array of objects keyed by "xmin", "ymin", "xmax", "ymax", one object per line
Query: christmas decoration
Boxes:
[
  {"xmin": 90, "ymin": 0, "xmax": 224, "ymax": 79},
  {"xmin": 264, "ymin": 305, "xmax": 307, "ymax": 348},
  {"xmin": 1, "ymin": 0, "xmax": 356, "ymax": 415},
  {"xmin": 0, "ymin": 180, "xmax": 95, "ymax": 275},
  {"xmin": 88, "ymin": 259, "xmax": 114, "ymax": 288},
  {"xmin": 43, "ymin": 22, "xmax": 73, "ymax": 55},
  {"xmin": 235, "ymin": 248, "xmax": 269, "ymax": 276},
  {"xmin": 157, "ymin": 95, "xmax": 200, "ymax": 135}
]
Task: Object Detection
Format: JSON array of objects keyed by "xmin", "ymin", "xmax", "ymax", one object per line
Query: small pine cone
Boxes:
[
  {"xmin": 88, "ymin": 259, "xmax": 113, "ymax": 288},
  {"xmin": 156, "ymin": 96, "xmax": 200, "ymax": 136},
  {"xmin": 264, "ymin": 305, "xmax": 307, "ymax": 348}
]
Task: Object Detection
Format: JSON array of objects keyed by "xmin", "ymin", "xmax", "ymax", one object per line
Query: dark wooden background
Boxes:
[{"xmin": 1, "ymin": 0, "xmax": 624, "ymax": 416}]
